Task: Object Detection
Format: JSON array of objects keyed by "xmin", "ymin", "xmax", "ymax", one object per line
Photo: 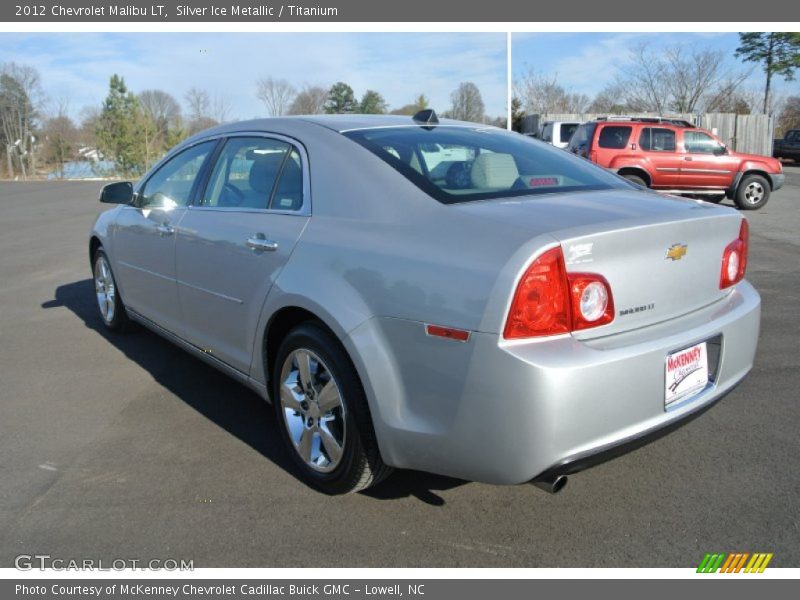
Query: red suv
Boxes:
[{"xmin": 567, "ymin": 118, "xmax": 784, "ymax": 210}]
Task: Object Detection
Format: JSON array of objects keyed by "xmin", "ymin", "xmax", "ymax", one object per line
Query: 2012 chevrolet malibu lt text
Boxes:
[{"xmin": 89, "ymin": 111, "xmax": 760, "ymax": 494}]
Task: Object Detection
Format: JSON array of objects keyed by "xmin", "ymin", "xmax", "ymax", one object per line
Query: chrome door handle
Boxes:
[
  {"xmin": 246, "ymin": 236, "xmax": 278, "ymax": 252},
  {"xmin": 157, "ymin": 224, "xmax": 174, "ymax": 236}
]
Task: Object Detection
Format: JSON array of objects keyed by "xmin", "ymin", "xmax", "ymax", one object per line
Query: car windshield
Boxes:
[{"xmin": 344, "ymin": 126, "xmax": 630, "ymax": 204}]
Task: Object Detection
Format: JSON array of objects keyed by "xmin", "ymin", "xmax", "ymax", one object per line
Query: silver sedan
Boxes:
[{"xmin": 89, "ymin": 112, "xmax": 760, "ymax": 494}]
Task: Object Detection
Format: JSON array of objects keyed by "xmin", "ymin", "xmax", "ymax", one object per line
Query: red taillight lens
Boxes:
[
  {"xmin": 720, "ymin": 219, "xmax": 749, "ymax": 289},
  {"xmin": 503, "ymin": 247, "xmax": 571, "ymax": 339},
  {"xmin": 568, "ymin": 274, "xmax": 615, "ymax": 331},
  {"xmin": 504, "ymin": 247, "xmax": 614, "ymax": 339}
]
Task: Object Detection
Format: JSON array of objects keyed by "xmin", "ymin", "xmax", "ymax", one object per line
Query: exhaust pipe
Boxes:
[{"xmin": 531, "ymin": 474, "xmax": 568, "ymax": 494}]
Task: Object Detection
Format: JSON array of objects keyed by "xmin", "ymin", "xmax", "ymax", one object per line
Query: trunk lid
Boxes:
[{"xmin": 454, "ymin": 189, "xmax": 744, "ymax": 338}]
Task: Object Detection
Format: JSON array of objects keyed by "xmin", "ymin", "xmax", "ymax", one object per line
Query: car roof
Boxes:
[
  {"xmin": 186, "ymin": 114, "xmax": 491, "ymax": 138},
  {"xmin": 592, "ymin": 118, "xmax": 696, "ymax": 128}
]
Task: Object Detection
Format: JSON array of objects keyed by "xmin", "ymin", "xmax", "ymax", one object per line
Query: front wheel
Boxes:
[
  {"xmin": 735, "ymin": 174, "xmax": 770, "ymax": 210},
  {"xmin": 622, "ymin": 173, "xmax": 647, "ymax": 187},
  {"xmin": 272, "ymin": 323, "xmax": 392, "ymax": 494},
  {"xmin": 92, "ymin": 249, "xmax": 129, "ymax": 331}
]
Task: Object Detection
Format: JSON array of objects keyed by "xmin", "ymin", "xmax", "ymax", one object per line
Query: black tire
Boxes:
[
  {"xmin": 92, "ymin": 248, "xmax": 129, "ymax": 332},
  {"xmin": 622, "ymin": 173, "xmax": 647, "ymax": 187},
  {"xmin": 734, "ymin": 174, "xmax": 770, "ymax": 210},
  {"xmin": 272, "ymin": 322, "xmax": 392, "ymax": 494}
]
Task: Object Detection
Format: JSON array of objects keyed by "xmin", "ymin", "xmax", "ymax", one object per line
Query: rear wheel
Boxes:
[
  {"xmin": 272, "ymin": 323, "xmax": 392, "ymax": 494},
  {"xmin": 92, "ymin": 249, "xmax": 129, "ymax": 331},
  {"xmin": 622, "ymin": 173, "xmax": 647, "ymax": 187},
  {"xmin": 735, "ymin": 174, "xmax": 770, "ymax": 210}
]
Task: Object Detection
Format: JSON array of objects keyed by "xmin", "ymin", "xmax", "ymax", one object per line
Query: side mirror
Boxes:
[
  {"xmin": 713, "ymin": 145, "xmax": 728, "ymax": 156},
  {"xmin": 100, "ymin": 181, "xmax": 134, "ymax": 204}
]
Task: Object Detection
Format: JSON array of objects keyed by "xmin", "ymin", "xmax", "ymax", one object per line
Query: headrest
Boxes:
[
  {"xmin": 470, "ymin": 153, "xmax": 519, "ymax": 189},
  {"xmin": 249, "ymin": 153, "xmax": 285, "ymax": 195}
]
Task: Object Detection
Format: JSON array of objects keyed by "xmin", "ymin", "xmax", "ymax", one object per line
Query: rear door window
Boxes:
[
  {"xmin": 597, "ymin": 126, "xmax": 632, "ymax": 149},
  {"xmin": 639, "ymin": 128, "xmax": 676, "ymax": 152},
  {"xmin": 200, "ymin": 137, "xmax": 303, "ymax": 210}
]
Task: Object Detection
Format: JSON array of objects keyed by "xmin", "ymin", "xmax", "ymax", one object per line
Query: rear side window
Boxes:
[
  {"xmin": 567, "ymin": 123, "xmax": 596, "ymax": 155},
  {"xmin": 541, "ymin": 123, "xmax": 553, "ymax": 142},
  {"xmin": 597, "ymin": 126, "xmax": 632, "ymax": 149},
  {"xmin": 639, "ymin": 128, "xmax": 676, "ymax": 152},
  {"xmin": 343, "ymin": 126, "xmax": 630, "ymax": 204},
  {"xmin": 559, "ymin": 123, "xmax": 578, "ymax": 143},
  {"xmin": 787, "ymin": 131, "xmax": 799, "ymax": 142},
  {"xmin": 200, "ymin": 137, "xmax": 303, "ymax": 211}
]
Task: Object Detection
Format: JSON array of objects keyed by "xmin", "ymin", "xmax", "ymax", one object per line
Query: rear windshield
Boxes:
[
  {"xmin": 567, "ymin": 122, "xmax": 596, "ymax": 156},
  {"xmin": 343, "ymin": 126, "xmax": 629, "ymax": 204}
]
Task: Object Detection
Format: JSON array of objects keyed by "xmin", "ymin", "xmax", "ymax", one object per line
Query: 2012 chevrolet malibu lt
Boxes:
[{"xmin": 89, "ymin": 112, "xmax": 760, "ymax": 494}]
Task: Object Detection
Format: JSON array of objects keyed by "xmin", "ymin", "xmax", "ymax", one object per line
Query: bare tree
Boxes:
[
  {"xmin": 212, "ymin": 94, "xmax": 231, "ymax": 122},
  {"xmin": 588, "ymin": 83, "xmax": 628, "ymax": 113},
  {"xmin": 184, "ymin": 87, "xmax": 218, "ymax": 135},
  {"xmin": 777, "ymin": 95, "xmax": 800, "ymax": 135},
  {"xmin": 615, "ymin": 43, "xmax": 750, "ymax": 115},
  {"xmin": 287, "ymin": 85, "xmax": 329, "ymax": 115},
  {"xmin": 138, "ymin": 89, "xmax": 182, "ymax": 167},
  {"xmin": 78, "ymin": 105, "xmax": 100, "ymax": 149},
  {"xmin": 42, "ymin": 114, "xmax": 78, "ymax": 178},
  {"xmin": 448, "ymin": 82, "xmax": 485, "ymax": 122},
  {"xmin": 139, "ymin": 89, "xmax": 181, "ymax": 132},
  {"xmin": 1, "ymin": 62, "xmax": 44, "ymax": 179},
  {"xmin": 256, "ymin": 77, "xmax": 296, "ymax": 117},
  {"xmin": 185, "ymin": 87, "xmax": 211, "ymax": 121},
  {"xmin": 515, "ymin": 69, "xmax": 589, "ymax": 115}
]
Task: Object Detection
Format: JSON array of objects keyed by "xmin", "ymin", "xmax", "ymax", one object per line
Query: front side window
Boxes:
[
  {"xmin": 139, "ymin": 141, "xmax": 216, "ymax": 208},
  {"xmin": 201, "ymin": 137, "xmax": 303, "ymax": 210},
  {"xmin": 597, "ymin": 126, "xmax": 632, "ymax": 149},
  {"xmin": 639, "ymin": 128, "xmax": 676, "ymax": 152},
  {"xmin": 684, "ymin": 131, "xmax": 725, "ymax": 155},
  {"xmin": 344, "ymin": 126, "xmax": 630, "ymax": 204}
]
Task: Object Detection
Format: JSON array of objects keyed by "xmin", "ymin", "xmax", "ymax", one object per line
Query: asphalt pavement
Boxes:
[{"xmin": 0, "ymin": 168, "xmax": 798, "ymax": 567}]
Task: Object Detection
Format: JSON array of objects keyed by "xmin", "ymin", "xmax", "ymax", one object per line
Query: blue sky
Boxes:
[
  {"xmin": 513, "ymin": 32, "xmax": 800, "ymax": 100},
  {"xmin": 0, "ymin": 32, "xmax": 507, "ymax": 120}
]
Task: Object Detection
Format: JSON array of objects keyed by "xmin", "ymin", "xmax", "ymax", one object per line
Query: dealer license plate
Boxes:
[{"xmin": 665, "ymin": 341, "xmax": 709, "ymax": 407}]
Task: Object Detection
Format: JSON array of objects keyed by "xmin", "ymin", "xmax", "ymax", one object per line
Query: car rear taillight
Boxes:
[
  {"xmin": 720, "ymin": 219, "xmax": 749, "ymax": 289},
  {"xmin": 503, "ymin": 247, "xmax": 614, "ymax": 340}
]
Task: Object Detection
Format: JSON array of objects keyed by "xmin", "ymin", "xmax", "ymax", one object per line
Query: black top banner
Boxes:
[{"xmin": 4, "ymin": 0, "xmax": 800, "ymax": 22}]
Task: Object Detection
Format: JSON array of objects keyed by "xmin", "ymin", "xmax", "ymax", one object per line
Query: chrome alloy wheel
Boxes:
[
  {"xmin": 93, "ymin": 254, "xmax": 116, "ymax": 324},
  {"xmin": 743, "ymin": 181, "xmax": 765, "ymax": 205},
  {"xmin": 279, "ymin": 349, "xmax": 346, "ymax": 473}
]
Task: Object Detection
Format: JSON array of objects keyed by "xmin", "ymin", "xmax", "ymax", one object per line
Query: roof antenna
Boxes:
[{"xmin": 412, "ymin": 109, "xmax": 439, "ymax": 128}]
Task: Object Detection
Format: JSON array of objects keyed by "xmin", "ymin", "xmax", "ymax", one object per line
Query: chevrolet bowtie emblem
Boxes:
[{"xmin": 665, "ymin": 243, "xmax": 688, "ymax": 261}]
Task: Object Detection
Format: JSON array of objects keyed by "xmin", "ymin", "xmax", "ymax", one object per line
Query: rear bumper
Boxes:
[{"xmin": 348, "ymin": 281, "xmax": 761, "ymax": 485}]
